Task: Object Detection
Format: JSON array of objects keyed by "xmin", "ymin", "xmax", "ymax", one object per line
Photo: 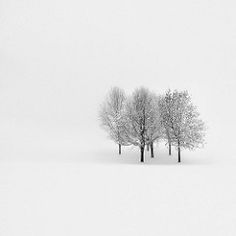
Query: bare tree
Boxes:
[
  {"xmin": 165, "ymin": 90, "xmax": 205, "ymax": 162},
  {"xmin": 125, "ymin": 87, "xmax": 160, "ymax": 162},
  {"xmin": 99, "ymin": 87, "xmax": 129, "ymax": 154},
  {"xmin": 159, "ymin": 90, "xmax": 174, "ymax": 155},
  {"xmin": 145, "ymin": 93, "xmax": 162, "ymax": 158},
  {"xmin": 100, "ymin": 87, "xmax": 205, "ymax": 164}
]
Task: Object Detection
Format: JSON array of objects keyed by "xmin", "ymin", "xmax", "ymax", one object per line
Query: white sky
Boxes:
[{"xmin": 0, "ymin": 0, "xmax": 236, "ymax": 154}]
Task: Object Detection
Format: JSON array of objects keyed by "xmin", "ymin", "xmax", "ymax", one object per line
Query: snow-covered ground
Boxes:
[
  {"xmin": 1, "ymin": 121, "xmax": 236, "ymax": 236},
  {"xmin": 2, "ymin": 152, "xmax": 236, "ymax": 236}
]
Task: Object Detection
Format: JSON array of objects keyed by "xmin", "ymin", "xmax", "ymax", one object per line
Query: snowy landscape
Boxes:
[{"xmin": 1, "ymin": 0, "xmax": 236, "ymax": 235}]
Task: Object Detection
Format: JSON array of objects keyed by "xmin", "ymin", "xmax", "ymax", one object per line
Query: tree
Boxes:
[
  {"xmin": 145, "ymin": 93, "xmax": 162, "ymax": 158},
  {"xmin": 99, "ymin": 87, "xmax": 129, "ymax": 154},
  {"xmin": 124, "ymin": 87, "xmax": 160, "ymax": 162},
  {"xmin": 159, "ymin": 90, "xmax": 174, "ymax": 156},
  {"xmin": 166, "ymin": 90, "xmax": 205, "ymax": 162}
]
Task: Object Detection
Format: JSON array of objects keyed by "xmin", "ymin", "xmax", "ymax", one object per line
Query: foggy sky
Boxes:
[{"xmin": 0, "ymin": 0, "xmax": 236, "ymax": 153}]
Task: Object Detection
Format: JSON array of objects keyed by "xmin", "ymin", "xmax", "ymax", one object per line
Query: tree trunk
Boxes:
[
  {"xmin": 169, "ymin": 142, "xmax": 171, "ymax": 156},
  {"xmin": 118, "ymin": 144, "xmax": 121, "ymax": 155},
  {"xmin": 147, "ymin": 144, "xmax": 150, "ymax": 151},
  {"xmin": 178, "ymin": 141, "xmax": 181, "ymax": 163},
  {"xmin": 150, "ymin": 142, "xmax": 154, "ymax": 158},
  {"xmin": 140, "ymin": 146, "xmax": 144, "ymax": 162}
]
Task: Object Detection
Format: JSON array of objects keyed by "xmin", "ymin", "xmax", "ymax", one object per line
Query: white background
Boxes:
[{"xmin": 1, "ymin": 0, "xmax": 236, "ymax": 235}]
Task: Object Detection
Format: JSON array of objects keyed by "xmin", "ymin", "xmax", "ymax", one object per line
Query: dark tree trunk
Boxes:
[
  {"xmin": 150, "ymin": 142, "xmax": 154, "ymax": 158},
  {"xmin": 140, "ymin": 146, "xmax": 144, "ymax": 162},
  {"xmin": 178, "ymin": 141, "xmax": 181, "ymax": 163},
  {"xmin": 147, "ymin": 144, "xmax": 150, "ymax": 151},
  {"xmin": 169, "ymin": 142, "xmax": 172, "ymax": 156},
  {"xmin": 119, "ymin": 144, "xmax": 121, "ymax": 155}
]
